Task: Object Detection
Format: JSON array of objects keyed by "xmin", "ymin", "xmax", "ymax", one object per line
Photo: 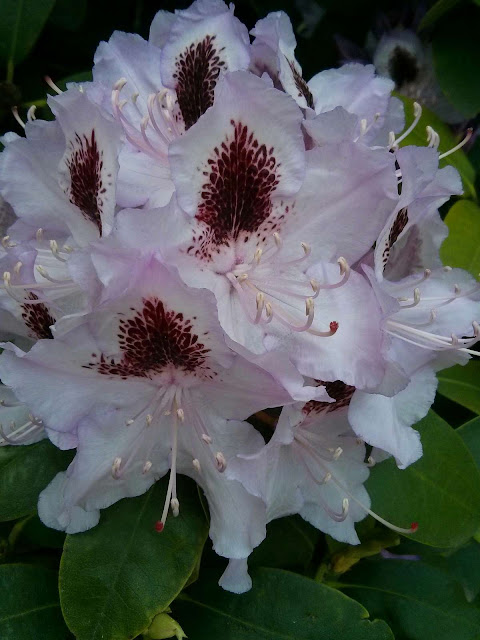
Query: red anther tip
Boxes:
[
  {"xmin": 154, "ymin": 521, "xmax": 164, "ymax": 533},
  {"xmin": 410, "ymin": 522, "xmax": 418, "ymax": 532},
  {"xmin": 330, "ymin": 321, "xmax": 339, "ymax": 334}
]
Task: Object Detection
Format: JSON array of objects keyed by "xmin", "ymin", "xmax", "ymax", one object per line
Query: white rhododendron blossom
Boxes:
[{"xmin": 0, "ymin": 0, "xmax": 478, "ymax": 594}]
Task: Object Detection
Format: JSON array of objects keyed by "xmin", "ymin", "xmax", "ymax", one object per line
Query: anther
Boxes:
[
  {"xmin": 192, "ymin": 458, "xmax": 201, "ymax": 472},
  {"xmin": 342, "ymin": 498, "xmax": 349, "ymax": 516},
  {"xmin": 142, "ymin": 460, "xmax": 152, "ymax": 474},
  {"xmin": 125, "ymin": 418, "xmax": 134, "ymax": 426},
  {"xmin": 13, "ymin": 262, "xmax": 22, "ymax": 275},
  {"xmin": 237, "ymin": 273, "xmax": 248, "ymax": 283},
  {"xmin": 273, "ymin": 232, "xmax": 282, "ymax": 248},
  {"xmin": 111, "ymin": 457, "xmax": 122, "ymax": 478},
  {"xmin": 454, "ymin": 284, "xmax": 461, "ymax": 295},
  {"xmin": 36, "ymin": 228, "xmax": 44, "ymax": 243},
  {"xmin": 254, "ymin": 248, "xmax": 263, "ymax": 264},
  {"xmin": 50, "ymin": 240, "xmax": 66, "ymax": 262},
  {"xmin": 443, "ymin": 265, "xmax": 452, "ymax": 272},
  {"xmin": 301, "ymin": 242, "xmax": 311, "ymax": 257},
  {"xmin": 27, "ymin": 105, "xmax": 37, "ymax": 122},
  {"xmin": 367, "ymin": 456, "xmax": 375, "ymax": 467},
  {"xmin": 2, "ymin": 236, "xmax": 16, "ymax": 249},
  {"xmin": 333, "ymin": 446, "xmax": 343, "ymax": 460},
  {"xmin": 176, "ymin": 408, "xmax": 185, "ymax": 422},
  {"xmin": 322, "ymin": 472, "xmax": 332, "ymax": 484},
  {"xmin": 255, "ymin": 292, "xmax": 265, "ymax": 324},
  {"xmin": 202, "ymin": 434, "xmax": 212, "ymax": 444},
  {"xmin": 113, "ymin": 77, "xmax": 128, "ymax": 91},
  {"xmin": 146, "ymin": 414, "xmax": 153, "ymax": 427},
  {"xmin": 215, "ymin": 451, "xmax": 227, "ymax": 472},
  {"xmin": 171, "ymin": 498, "xmax": 180, "ymax": 517}
]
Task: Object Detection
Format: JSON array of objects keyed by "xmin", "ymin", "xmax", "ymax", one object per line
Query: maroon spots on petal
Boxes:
[
  {"xmin": 66, "ymin": 129, "xmax": 105, "ymax": 234},
  {"xmin": 85, "ymin": 297, "xmax": 211, "ymax": 379},
  {"xmin": 382, "ymin": 207, "xmax": 409, "ymax": 268},
  {"xmin": 190, "ymin": 120, "xmax": 281, "ymax": 260},
  {"xmin": 287, "ymin": 59, "xmax": 314, "ymax": 109},
  {"xmin": 21, "ymin": 293, "xmax": 55, "ymax": 339},
  {"xmin": 303, "ymin": 380, "xmax": 356, "ymax": 416},
  {"xmin": 173, "ymin": 34, "xmax": 226, "ymax": 130}
]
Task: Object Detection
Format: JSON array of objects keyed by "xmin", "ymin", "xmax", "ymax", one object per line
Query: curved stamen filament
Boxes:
[
  {"xmin": 389, "ymin": 102, "xmax": 422, "ymax": 149},
  {"xmin": 296, "ymin": 435, "xmax": 417, "ymax": 535},
  {"xmin": 438, "ymin": 128, "xmax": 473, "ymax": 160}
]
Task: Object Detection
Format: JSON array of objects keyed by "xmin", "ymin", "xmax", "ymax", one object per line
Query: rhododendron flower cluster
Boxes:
[{"xmin": 0, "ymin": 0, "xmax": 477, "ymax": 594}]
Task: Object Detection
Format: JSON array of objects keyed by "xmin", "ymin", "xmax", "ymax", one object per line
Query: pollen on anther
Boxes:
[{"xmin": 330, "ymin": 321, "xmax": 339, "ymax": 334}]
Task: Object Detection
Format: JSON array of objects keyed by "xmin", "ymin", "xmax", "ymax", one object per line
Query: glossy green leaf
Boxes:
[
  {"xmin": 418, "ymin": 0, "xmax": 462, "ymax": 30},
  {"xmin": 0, "ymin": 440, "xmax": 74, "ymax": 522},
  {"xmin": 249, "ymin": 515, "xmax": 320, "ymax": 571},
  {"xmin": 60, "ymin": 477, "xmax": 208, "ymax": 640},
  {"xmin": 444, "ymin": 541, "xmax": 480, "ymax": 602},
  {"xmin": 173, "ymin": 567, "xmax": 394, "ymax": 640},
  {"xmin": 458, "ymin": 417, "xmax": 480, "ymax": 467},
  {"xmin": 0, "ymin": 0, "xmax": 56, "ymax": 73},
  {"xmin": 441, "ymin": 201, "xmax": 480, "ymax": 276},
  {"xmin": 366, "ymin": 411, "xmax": 480, "ymax": 547},
  {"xmin": 0, "ymin": 564, "xmax": 71, "ymax": 639},
  {"xmin": 437, "ymin": 363, "xmax": 480, "ymax": 414},
  {"xmin": 394, "ymin": 94, "xmax": 476, "ymax": 200},
  {"xmin": 49, "ymin": 0, "xmax": 87, "ymax": 31},
  {"xmin": 433, "ymin": 13, "xmax": 480, "ymax": 118},
  {"xmin": 338, "ymin": 558, "xmax": 480, "ymax": 640}
]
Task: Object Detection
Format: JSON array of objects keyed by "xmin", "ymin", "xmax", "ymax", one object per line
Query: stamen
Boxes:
[
  {"xmin": 27, "ymin": 106, "xmax": 37, "ymax": 122},
  {"xmin": 142, "ymin": 460, "xmax": 152, "ymax": 474},
  {"xmin": 391, "ymin": 102, "xmax": 422, "ymax": 148},
  {"xmin": 11, "ymin": 107, "xmax": 25, "ymax": 129},
  {"xmin": 36, "ymin": 265, "xmax": 72, "ymax": 284},
  {"xmin": 215, "ymin": 451, "xmax": 227, "ymax": 472},
  {"xmin": 44, "ymin": 76, "xmax": 63, "ymax": 95},
  {"xmin": 398, "ymin": 287, "xmax": 421, "ymax": 308},
  {"xmin": 50, "ymin": 240, "xmax": 67, "ymax": 262},
  {"xmin": 2, "ymin": 236, "xmax": 17, "ymax": 249},
  {"xmin": 438, "ymin": 128, "xmax": 473, "ymax": 159},
  {"xmin": 111, "ymin": 456, "xmax": 122, "ymax": 478},
  {"xmin": 192, "ymin": 458, "xmax": 201, "ymax": 472},
  {"xmin": 13, "ymin": 261, "xmax": 22, "ymax": 275},
  {"xmin": 426, "ymin": 126, "xmax": 440, "ymax": 149},
  {"xmin": 36, "ymin": 228, "xmax": 44, "ymax": 243}
]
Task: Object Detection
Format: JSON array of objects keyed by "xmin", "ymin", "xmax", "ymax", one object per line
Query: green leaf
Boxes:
[
  {"xmin": 173, "ymin": 567, "xmax": 394, "ymax": 640},
  {"xmin": 444, "ymin": 541, "xmax": 480, "ymax": 602},
  {"xmin": 0, "ymin": 0, "xmax": 56, "ymax": 76},
  {"xmin": 60, "ymin": 477, "xmax": 208, "ymax": 640},
  {"xmin": 338, "ymin": 558, "xmax": 480, "ymax": 640},
  {"xmin": 437, "ymin": 363, "xmax": 480, "ymax": 414},
  {"xmin": 0, "ymin": 564, "xmax": 71, "ymax": 639},
  {"xmin": 394, "ymin": 94, "xmax": 477, "ymax": 201},
  {"xmin": 0, "ymin": 440, "xmax": 74, "ymax": 522},
  {"xmin": 441, "ymin": 200, "xmax": 480, "ymax": 275},
  {"xmin": 418, "ymin": 0, "xmax": 462, "ymax": 31},
  {"xmin": 458, "ymin": 416, "xmax": 480, "ymax": 467},
  {"xmin": 433, "ymin": 13, "xmax": 480, "ymax": 118},
  {"xmin": 48, "ymin": 0, "xmax": 87, "ymax": 31},
  {"xmin": 366, "ymin": 411, "xmax": 480, "ymax": 547},
  {"xmin": 249, "ymin": 515, "xmax": 320, "ymax": 571}
]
